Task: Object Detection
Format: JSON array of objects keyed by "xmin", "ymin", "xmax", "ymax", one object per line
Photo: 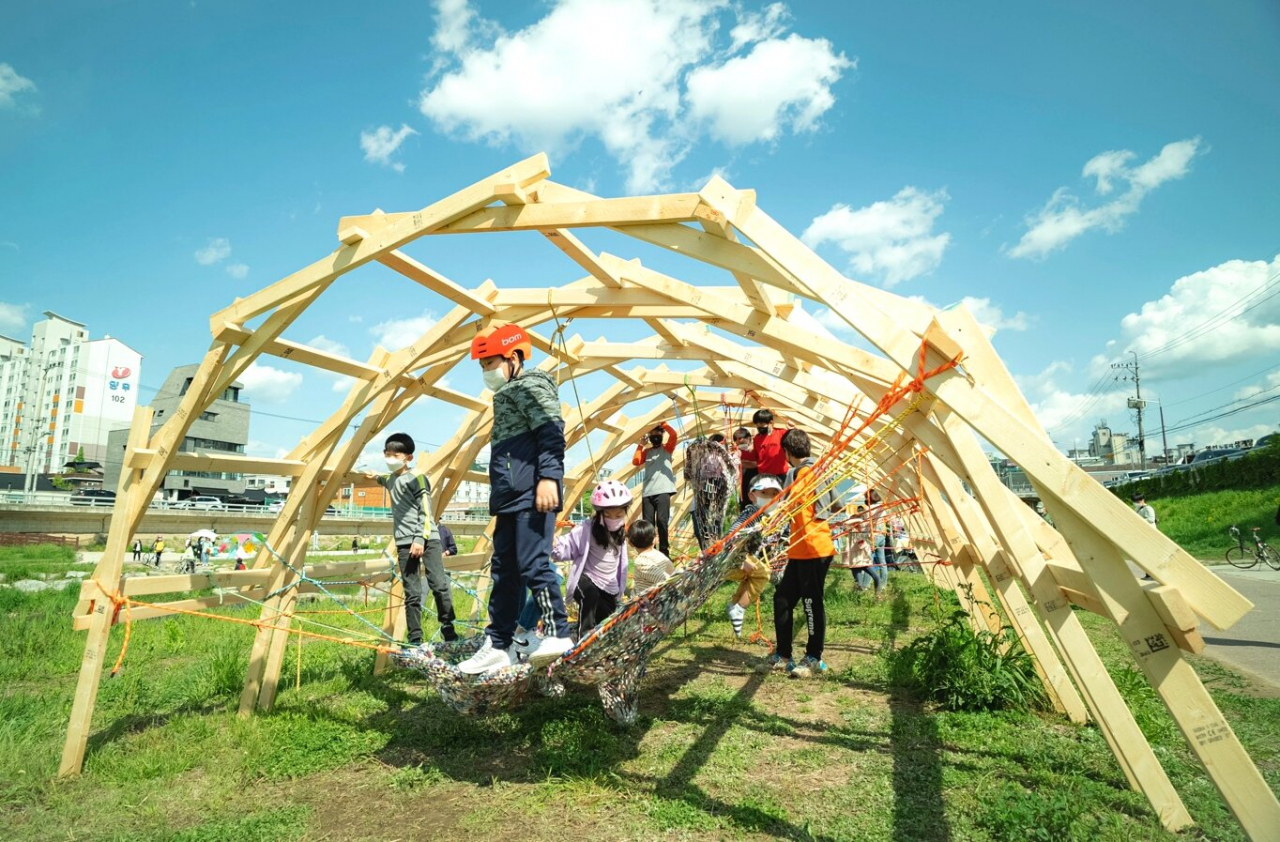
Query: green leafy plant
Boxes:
[
  {"xmin": 889, "ymin": 586, "xmax": 1049, "ymax": 713},
  {"xmin": 982, "ymin": 780, "xmax": 1083, "ymax": 842}
]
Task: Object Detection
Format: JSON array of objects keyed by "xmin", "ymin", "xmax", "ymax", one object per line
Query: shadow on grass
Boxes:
[{"xmin": 884, "ymin": 585, "xmax": 950, "ymax": 842}]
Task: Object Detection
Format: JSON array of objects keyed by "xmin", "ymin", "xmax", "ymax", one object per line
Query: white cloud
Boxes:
[
  {"xmin": 1019, "ymin": 359, "xmax": 1131, "ymax": 440},
  {"xmin": 194, "ymin": 237, "xmax": 232, "ymax": 265},
  {"xmin": 685, "ymin": 33, "xmax": 851, "ymax": 146},
  {"xmin": 237, "ymin": 363, "xmax": 303, "ymax": 403},
  {"xmin": 360, "ymin": 123, "xmax": 418, "ymax": 172},
  {"xmin": 728, "ymin": 2, "xmax": 788, "ymax": 52},
  {"xmin": 802, "ymin": 187, "xmax": 951, "ymax": 286},
  {"xmin": 0, "ymin": 301, "xmax": 28, "ymax": 334},
  {"xmin": 1183, "ymin": 422, "xmax": 1277, "ymax": 450},
  {"xmin": 371, "ymin": 311, "xmax": 439, "ymax": 350},
  {"xmin": 303, "ymin": 335, "xmax": 351, "ymax": 358},
  {"xmin": 225, "ymin": 262, "xmax": 249, "ymax": 279},
  {"xmin": 1117, "ymin": 254, "xmax": 1280, "ymax": 377},
  {"xmin": 0, "ymin": 63, "xmax": 36, "ymax": 108},
  {"xmin": 808, "ymin": 304, "xmax": 853, "ymax": 335},
  {"xmin": 332, "ymin": 376, "xmax": 357, "ymax": 393},
  {"xmin": 1234, "ymin": 371, "xmax": 1280, "ymax": 401},
  {"xmin": 1008, "ymin": 137, "xmax": 1204, "ymax": 259},
  {"xmin": 957, "ymin": 296, "xmax": 1030, "ymax": 338},
  {"xmin": 419, "ymin": 0, "xmax": 851, "ymax": 192}
]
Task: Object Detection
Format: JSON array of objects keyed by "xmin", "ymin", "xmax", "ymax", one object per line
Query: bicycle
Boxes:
[{"xmin": 1225, "ymin": 525, "xmax": 1280, "ymax": 570}]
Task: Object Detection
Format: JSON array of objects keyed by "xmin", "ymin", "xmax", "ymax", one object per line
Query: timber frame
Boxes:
[{"xmin": 61, "ymin": 154, "xmax": 1279, "ymax": 841}]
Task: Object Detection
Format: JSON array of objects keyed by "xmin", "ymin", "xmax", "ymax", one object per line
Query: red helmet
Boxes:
[{"xmin": 470, "ymin": 322, "xmax": 532, "ymax": 361}]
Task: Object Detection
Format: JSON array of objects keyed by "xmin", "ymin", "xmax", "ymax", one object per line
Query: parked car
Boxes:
[
  {"xmin": 70, "ymin": 489, "xmax": 116, "ymax": 507},
  {"xmin": 1187, "ymin": 448, "xmax": 1244, "ymax": 468},
  {"xmin": 173, "ymin": 495, "xmax": 227, "ymax": 511}
]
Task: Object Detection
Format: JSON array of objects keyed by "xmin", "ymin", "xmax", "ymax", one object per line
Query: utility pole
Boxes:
[
  {"xmin": 1112, "ymin": 351, "xmax": 1147, "ymax": 470},
  {"xmin": 1159, "ymin": 399, "xmax": 1169, "ymax": 465}
]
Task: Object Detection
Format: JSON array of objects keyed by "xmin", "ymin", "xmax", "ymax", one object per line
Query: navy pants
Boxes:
[{"xmin": 487, "ymin": 510, "xmax": 571, "ymax": 648}]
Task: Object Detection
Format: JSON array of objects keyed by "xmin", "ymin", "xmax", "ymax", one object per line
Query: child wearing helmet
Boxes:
[
  {"xmin": 553, "ymin": 479, "xmax": 633, "ymax": 640},
  {"xmin": 458, "ymin": 322, "xmax": 574, "ymax": 675},
  {"xmin": 723, "ymin": 474, "xmax": 786, "ymax": 637}
]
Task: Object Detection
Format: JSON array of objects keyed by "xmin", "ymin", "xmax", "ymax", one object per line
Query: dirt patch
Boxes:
[{"xmin": 282, "ymin": 765, "xmax": 472, "ymax": 842}]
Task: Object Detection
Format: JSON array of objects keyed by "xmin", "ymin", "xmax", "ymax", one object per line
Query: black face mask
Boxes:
[
  {"xmin": 648, "ymin": 434, "xmax": 663, "ymax": 445},
  {"xmin": 756, "ymin": 426, "xmax": 769, "ymax": 436}
]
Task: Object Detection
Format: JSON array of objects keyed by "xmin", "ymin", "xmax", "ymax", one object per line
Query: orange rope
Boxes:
[{"xmin": 91, "ymin": 578, "xmax": 396, "ymax": 679}]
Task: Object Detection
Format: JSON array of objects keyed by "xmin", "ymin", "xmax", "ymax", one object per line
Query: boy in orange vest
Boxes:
[{"xmin": 757, "ymin": 428, "xmax": 835, "ymax": 679}]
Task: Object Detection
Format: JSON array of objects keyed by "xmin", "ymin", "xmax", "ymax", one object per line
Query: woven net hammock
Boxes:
[{"xmin": 392, "ymin": 525, "xmax": 758, "ymax": 724}]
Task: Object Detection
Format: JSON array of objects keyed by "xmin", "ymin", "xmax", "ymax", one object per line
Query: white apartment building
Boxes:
[
  {"xmin": 443, "ymin": 476, "xmax": 490, "ymax": 513},
  {"xmin": 244, "ymin": 474, "xmax": 293, "ymax": 495},
  {"xmin": 0, "ymin": 312, "xmax": 142, "ymax": 475}
]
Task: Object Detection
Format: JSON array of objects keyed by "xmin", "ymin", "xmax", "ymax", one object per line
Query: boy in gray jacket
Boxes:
[{"xmin": 369, "ymin": 432, "xmax": 456, "ymax": 645}]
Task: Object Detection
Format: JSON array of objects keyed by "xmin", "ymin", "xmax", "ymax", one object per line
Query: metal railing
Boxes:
[{"xmin": 0, "ymin": 490, "xmax": 492, "ymax": 523}]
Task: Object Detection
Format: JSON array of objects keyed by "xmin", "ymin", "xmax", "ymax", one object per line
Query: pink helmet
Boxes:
[{"xmin": 591, "ymin": 479, "xmax": 633, "ymax": 509}]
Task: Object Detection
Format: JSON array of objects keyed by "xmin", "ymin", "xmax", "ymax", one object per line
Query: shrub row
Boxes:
[{"xmin": 1112, "ymin": 439, "xmax": 1280, "ymax": 500}]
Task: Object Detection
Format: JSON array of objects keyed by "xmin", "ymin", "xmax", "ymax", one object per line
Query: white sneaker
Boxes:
[
  {"xmin": 512, "ymin": 631, "xmax": 541, "ymax": 658},
  {"xmin": 456, "ymin": 637, "xmax": 516, "ymax": 675},
  {"xmin": 523, "ymin": 634, "xmax": 574, "ymax": 666}
]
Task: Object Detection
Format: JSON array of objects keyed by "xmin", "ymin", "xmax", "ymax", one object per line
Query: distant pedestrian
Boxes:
[
  {"xmin": 1133, "ymin": 493, "xmax": 1157, "ymax": 580},
  {"xmin": 131, "ymin": 538, "xmax": 142, "ymax": 563},
  {"xmin": 1132, "ymin": 493, "xmax": 1157, "ymax": 528},
  {"xmin": 437, "ymin": 520, "xmax": 457, "ymax": 557},
  {"xmin": 351, "ymin": 537, "xmax": 359, "ymax": 553},
  {"xmin": 200, "ymin": 537, "xmax": 210, "ymax": 566},
  {"xmin": 152, "ymin": 536, "xmax": 165, "ymax": 567}
]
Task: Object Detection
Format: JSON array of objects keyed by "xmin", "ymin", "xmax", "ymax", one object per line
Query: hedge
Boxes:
[{"xmin": 1112, "ymin": 438, "xmax": 1280, "ymax": 500}]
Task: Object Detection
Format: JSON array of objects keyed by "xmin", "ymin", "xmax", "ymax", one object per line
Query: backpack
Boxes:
[{"xmin": 785, "ymin": 457, "xmax": 841, "ymax": 522}]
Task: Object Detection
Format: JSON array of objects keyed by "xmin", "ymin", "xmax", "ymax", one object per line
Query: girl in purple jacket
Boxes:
[{"xmin": 555, "ymin": 480, "xmax": 633, "ymax": 640}]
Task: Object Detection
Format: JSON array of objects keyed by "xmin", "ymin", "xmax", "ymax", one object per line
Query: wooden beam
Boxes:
[{"xmin": 213, "ymin": 153, "xmax": 549, "ymax": 330}]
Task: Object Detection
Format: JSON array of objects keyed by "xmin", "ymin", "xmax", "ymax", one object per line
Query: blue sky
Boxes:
[{"xmin": 2, "ymin": 0, "xmax": 1278, "ymax": 471}]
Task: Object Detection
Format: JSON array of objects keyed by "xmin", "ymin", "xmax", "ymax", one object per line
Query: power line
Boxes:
[
  {"xmin": 1048, "ymin": 260, "xmax": 1280, "ymax": 433},
  {"xmin": 1162, "ymin": 360, "xmax": 1280, "ymax": 407},
  {"xmin": 135, "ymin": 383, "xmax": 443, "ymax": 450},
  {"xmin": 1163, "ymin": 392, "xmax": 1280, "ymax": 436},
  {"xmin": 1133, "ymin": 265, "xmax": 1280, "ymax": 362},
  {"xmin": 1166, "ymin": 380, "xmax": 1280, "ymax": 431}
]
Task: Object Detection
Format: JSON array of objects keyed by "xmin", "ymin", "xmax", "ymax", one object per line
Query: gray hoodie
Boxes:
[{"xmin": 376, "ymin": 470, "xmax": 438, "ymax": 548}]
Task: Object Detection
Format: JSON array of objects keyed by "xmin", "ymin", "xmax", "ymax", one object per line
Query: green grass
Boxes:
[
  {"xmin": 1144, "ymin": 487, "xmax": 1280, "ymax": 560},
  {"xmin": 0, "ymin": 545, "xmax": 1276, "ymax": 841}
]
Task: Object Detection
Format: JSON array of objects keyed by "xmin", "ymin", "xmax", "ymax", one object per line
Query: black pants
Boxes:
[
  {"xmin": 487, "ymin": 510, "xmax": 571, "ymax": 648},
  {"xmin": 643, "ymin": 493, "xmax": 672, "ymax": 557},
  {"xmin": 773, "ymin": 556, "xmax": 833, "ymax": 661},
  {"xmin": 397, "ymin": 539, "xmax": 456, "ymax": 645},
  {"xmin": 741, "ymin": 467, "xmax": 758, "ymax": 506},
  {"xmin": 692, "ymin": 476, "xmax": 728, "ymax": 551},
  {"xmin": 574, "ymin": 576, "xmax": 619, "ymax": 640}
]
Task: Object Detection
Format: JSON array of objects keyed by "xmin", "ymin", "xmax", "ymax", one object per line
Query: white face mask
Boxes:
[
  {"xmin": 482, "ymin": 367, "xmax": 508, "ymax": 392},
  {"xmin": 602, "ymin": 515, "xmax": 626, "ymax": 531},
  {"xmin": 737, "ymin": 441, "xmax": 751, "ymax": 451},
  {"xmin": 384, "ymin": 456, "xmax": 406, "ymax": 471}
]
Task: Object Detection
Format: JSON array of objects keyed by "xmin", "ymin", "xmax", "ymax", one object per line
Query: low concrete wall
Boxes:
[{"xmin": 0, "ymin": 504, "xmax": 490, "ymax": 539}]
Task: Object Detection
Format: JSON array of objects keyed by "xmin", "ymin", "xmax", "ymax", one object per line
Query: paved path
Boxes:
[{"xmin": 1199, "ymin": 565, "xmax": 1280, "ymax": 690}]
